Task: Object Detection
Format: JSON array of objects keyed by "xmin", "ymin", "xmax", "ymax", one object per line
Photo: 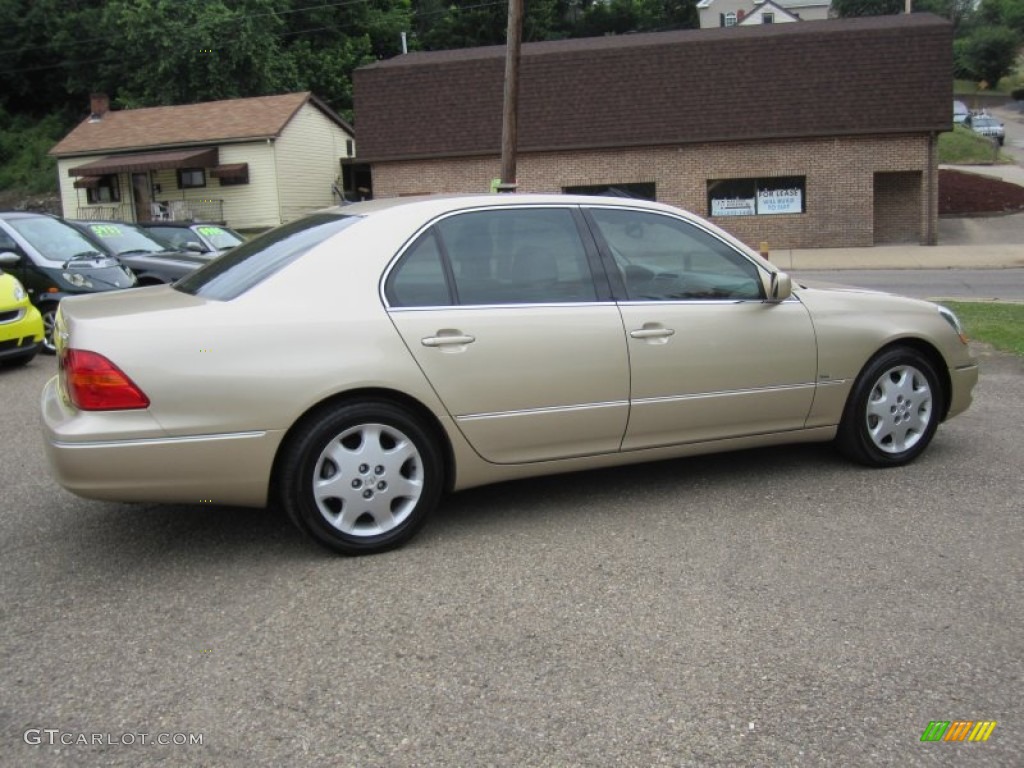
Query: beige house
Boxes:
[
  {"xmin": 697, "ymin": 0, "xmax": 830, "ymax": 27},
  {"xmin": 50, "ymin": 92, "xmax": 355, "ymax": 230}
]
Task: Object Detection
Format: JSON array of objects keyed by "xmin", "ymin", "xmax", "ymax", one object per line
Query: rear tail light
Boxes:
[{"xmin": 61, "ymin": 349, "xmax": 150, "ymax": 411}]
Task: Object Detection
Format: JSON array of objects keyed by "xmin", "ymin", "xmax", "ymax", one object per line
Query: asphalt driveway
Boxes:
[{"xmin": 2, "ymin": 348, "xmax": 1021, "ymax": 767}]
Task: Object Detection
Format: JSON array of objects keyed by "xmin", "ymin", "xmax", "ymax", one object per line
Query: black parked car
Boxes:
[
  {"xmin": 0, "ymin": 212, "xmax": 137, "ymax": 353},
  {"xmin": 69, "ymin": 220, "xmax": 214, "ymax": 285}
]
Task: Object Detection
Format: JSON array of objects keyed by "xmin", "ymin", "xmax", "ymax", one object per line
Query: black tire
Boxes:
[
  {"xmin": 39, "ymin": 304, "xmax": 58, "ymax": 355},
  {"xmin": 278, "ymin": 401, "xmax": 443, "ymax": 555},
  {"xmin": 836, "ymin": 347, "xmax": 942, "ymax": 467}
]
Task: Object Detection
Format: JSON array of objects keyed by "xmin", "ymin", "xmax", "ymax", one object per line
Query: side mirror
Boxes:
[
  {"xmin": 185, "ymin": 241, "xmax": 205, "ymax": 253},
  {"xmin": 0, "ymin": 251, "xmax": 20, "ymax": 266},
  {"xmin": 765, "ymin": 271, "xmax": 792, "ymax": 303}
]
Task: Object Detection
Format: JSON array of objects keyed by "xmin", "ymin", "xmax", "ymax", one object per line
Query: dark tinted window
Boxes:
[
  {"xmin": 437, "ymin": 208, "xmax": 596, "ymax": 305},
  {"xmin": 386, "ymin": 230, "xmax": 451, "ymax": 307},
  {"xmin": 176, "ymin": 214, "xmax": 359, "ymax": 300},
  {"xmin": 589, "ymin": 208, "xmax": 762, "ymax": 301}
]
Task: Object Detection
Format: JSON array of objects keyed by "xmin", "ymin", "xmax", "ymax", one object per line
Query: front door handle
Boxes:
[
  {"xmin": 629, "ymin": 326, "xmax": 675, "ymax": 339},
  {"xmin": 421, "ymin": 333, "xmax": 476, "ymax": 347}
]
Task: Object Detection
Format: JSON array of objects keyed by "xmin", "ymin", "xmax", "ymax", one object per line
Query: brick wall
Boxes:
[
  {"xmin": 369, "ymin": 134, "xmax": 934, "ymax": 249},
  {"xmin": 874, "ymin": 171, "xmax": 925, "ymax": 245}
]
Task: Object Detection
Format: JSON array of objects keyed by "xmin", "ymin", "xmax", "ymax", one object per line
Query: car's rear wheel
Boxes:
[
  {"xmin": 279, "ymin": 401, "xmax": 443, "ymax": 555},
  {"xmin": 39, "ymin": 304, "xmax": 58, "ymax": 354},
  {"xmin": 836, "ymin": 347, "xmax": 942, "ymax": 467}
]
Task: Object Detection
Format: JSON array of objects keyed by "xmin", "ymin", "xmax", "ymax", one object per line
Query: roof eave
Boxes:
[
  {"xmin": 359, "ymin": 126, "xmax": 950, "ymax": 164},
  {"xmin": 51, "ymin": 135, "xmax": 281, "ymax": 158}
]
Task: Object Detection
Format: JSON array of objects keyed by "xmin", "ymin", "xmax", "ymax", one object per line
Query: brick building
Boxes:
[{"xmin": 353, "ymin": 14, "xmax": 952, "ymax": 248}]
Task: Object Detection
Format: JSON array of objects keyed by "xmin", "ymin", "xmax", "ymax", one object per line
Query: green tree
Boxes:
[
  {"xmin": 91, "ymin": 0, "xmax": 297, "ymax": 108},
  {"xmin": 831, "ymin": 0, "xmax": 903, "ymax": 16},
  {"xmin": 956, "ymin": 25, "xmax": 1020, "ymax": 85},
  {"xmin": 913, "ymin": 0, "xmax": 976, "ymax": 32},
  {"xmin": 976, "ymin": 0, "xmax": 1024, "ymax": 34}
]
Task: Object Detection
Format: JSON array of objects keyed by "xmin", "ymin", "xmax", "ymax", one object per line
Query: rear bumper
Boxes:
[{"xmin": 40, "ymin": 376, "xmax": 283, "ymax": 507}]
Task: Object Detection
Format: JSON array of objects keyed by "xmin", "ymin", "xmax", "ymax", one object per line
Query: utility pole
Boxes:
[{"xmin": 498, "ymin": 0, "xmax": 523, "ymax": 193}]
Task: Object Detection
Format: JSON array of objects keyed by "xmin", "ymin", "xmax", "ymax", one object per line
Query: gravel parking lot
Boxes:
[{"xmin": 2, "ymin": 348, "xmax": 1021, "ymax": 767}]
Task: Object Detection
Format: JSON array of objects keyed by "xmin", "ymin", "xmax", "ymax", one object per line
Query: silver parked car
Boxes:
[
  {"xmin": 42, "ymin": 195, "xmax": 978, "ymax": 554},
  {"xmin": 966, "ymin": 112, "xmax": 1005, "ymax": 145}
]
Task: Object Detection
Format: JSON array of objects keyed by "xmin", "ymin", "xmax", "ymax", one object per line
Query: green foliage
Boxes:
[
  {"xmin": 0, "ymin": 109, "xmax": 65, "ymax": 193},
  {"xmin": 976, "ymin": 0, "xmax": 1024, "ymax": 35},
  {"xmin": 831, "ymin": 0, "xmax": 903, "ymax": 17},
  {"xmin": 914, "ymin": 0, "xmax": 976, "ymax": 31},
  {"xmin": 955, "ymin": 25, "xmax": 1021, "ymax": 86},
  {"xmin": 938, "ymin": 125, "xmax": 1010, "ymax": 164}
]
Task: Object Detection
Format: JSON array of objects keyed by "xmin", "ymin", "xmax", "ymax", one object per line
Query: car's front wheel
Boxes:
[
  {"xmin": 278, "ymin": 401, "xmax": 443, "ymax": 555},
  {"xmin": 836, "ymin": 347, "xmax": 942, "ymax": 467}
]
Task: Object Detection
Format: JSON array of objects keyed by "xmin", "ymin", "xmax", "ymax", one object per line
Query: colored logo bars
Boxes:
[{"xmin": 921, "ymin": 721, "xmax": 997, "ymax": 742}]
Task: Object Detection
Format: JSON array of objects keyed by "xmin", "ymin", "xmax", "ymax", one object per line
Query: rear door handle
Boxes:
[{"xmin": 421, "ymin": 333, "xmax": 476, "ymax": 347}]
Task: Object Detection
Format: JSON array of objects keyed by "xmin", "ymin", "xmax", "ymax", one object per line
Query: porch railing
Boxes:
[
  {"xmin": 160, "ymin": 199, "xmax": 224, "ymax": 223},
  {"xmin": 75, "ymin": 199, "xmax": 224, "ymax": 224},
  {"xmin": 75, "ymin": 204, "xmax": 133, "ymax": 221}
]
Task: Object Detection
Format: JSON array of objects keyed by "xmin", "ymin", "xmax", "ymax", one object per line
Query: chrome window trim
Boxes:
[{"xmin": 387, "ymin": 300, "xmax": 621, "ymax": 313}]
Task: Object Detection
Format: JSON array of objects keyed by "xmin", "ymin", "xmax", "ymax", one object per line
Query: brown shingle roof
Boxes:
[
  {"xmin": 50, "ymin": 92, "xmax": 354, "ymax": 157},
  {"xmin": 354, "ymin": 14, "xmax": 952, "ymax": 162}
]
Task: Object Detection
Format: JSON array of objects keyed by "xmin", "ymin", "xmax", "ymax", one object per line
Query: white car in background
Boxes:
[
  {"xmin": 953, "ymin": 100, "xmax": 969, "ymax": 124},
  {"xmin": 966, "ymin": 112, "xmax": 1005, "ymax": 145}
]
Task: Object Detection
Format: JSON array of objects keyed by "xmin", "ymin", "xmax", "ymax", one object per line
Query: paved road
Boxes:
[
  {"xmin": 2, "ymin": 346, "xmax": 1022, "ymax": 767},
  {"xmin": 792, "ymin": 267, "xmax": 1024, "ymax": 301},
  {"xmin": 992, "ymin": 104, "xmax": 1024, "ymax": 165}
]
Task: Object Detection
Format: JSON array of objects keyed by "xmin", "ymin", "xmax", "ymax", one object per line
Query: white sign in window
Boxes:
[
  {"xmin": 757, "ymin": 187, "xmax": 802, "ymax": 215},
  {"xmin": 711, "ymin": 197, "xmax": 756, "ymax": 217}
]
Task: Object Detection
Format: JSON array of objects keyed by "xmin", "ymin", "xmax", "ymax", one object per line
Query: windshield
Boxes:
[
  {"xmin": 8, "ymin": 217, "xmax": 103, "ymax": 263},
  {"xmin": 175, "ymin": 213, "xmax": 360, "ymax": 300},
  {"xmin": 81, "ymin": 222, "xmax": 172, "ymax": 255},
  {"xmin": 972, "ymin": 117, "xmax": 998, "ymax": 128},
  {"xmin": 195, "ymin": 225, "xmax": 244, "ymax": 250}
]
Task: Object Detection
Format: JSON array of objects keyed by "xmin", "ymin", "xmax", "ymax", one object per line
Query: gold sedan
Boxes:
[{"xmin": 41, "ymin": 195, "xmax": 978, "ymax": 554}]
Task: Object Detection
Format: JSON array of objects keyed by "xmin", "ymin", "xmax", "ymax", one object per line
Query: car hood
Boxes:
[
  {"xmin": 792, "ymin": 277, "xmax": 891, "ymax": 295},
  {"xmin": 41, "ymin": 258, "xmax": 136, "ymax": 290}
]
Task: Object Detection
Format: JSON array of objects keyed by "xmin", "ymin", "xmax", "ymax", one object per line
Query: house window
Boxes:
[
  {"xmin": 708, "ymin": 176, "xmax": 806, "ymax": 217},
  {"xmin": 86, "ymin": 175, "xmax": 120, "ymax": 204},
  {"xmin": 346, "ymin": 139, "xmax": 354, "ymax": 157},
  {"xmin": 218, "ymin": 169, "xmax": 249, "ymax": 186},
  {"xmin": 724, "ymin": 12, "xmax": 737, "ymax": 26},
  {"xmin": 177, "ymin": 168, "xmax": 206, "ymax": 189},
  {"xmin": 763, "ymin": 12, "xmax": 774, "ymax": 23},
  {"xmin": 563, "ymin": 182, "xmax": 656, "ymax": 201}
]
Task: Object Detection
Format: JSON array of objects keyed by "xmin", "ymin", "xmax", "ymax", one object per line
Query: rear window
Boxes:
[{"xmin": 175, "ymin": 214, "xmax": 360, "ymax": 300}]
